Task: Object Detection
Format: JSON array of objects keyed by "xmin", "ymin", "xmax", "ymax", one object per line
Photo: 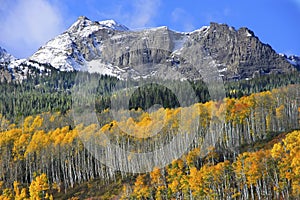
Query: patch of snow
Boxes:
[
  {"xmin": 79, "ymin": 25, "xmax": 104, "ymax": 38},
  {"xmin": 111, "ymin": 34, "xmax": 125, "ymax": 40},
  {"xmin": 279, "ymin": 53, "xmax": 286, "ymax": 57},
  {"xmin": 191, "ymin": 26, "xmax": 210, "ymax": 34},
  {"xmin": 142, "ymin": 72, "xmax": 156, "ymax": 79},
  {"xmin": 173, "ymin": 36, "xmax": 188, "ymax": 52},
  {"xmin": 229, "ymin": 26, "xmax": 235, "ymax": 32},
  {"xmin": 24, "ymin": 60, "xmax": 45, "ymax": 71},
  {"xmin": 98, "ymin": 19, "xmax": 129, "ymax": 31},
  {"xmin": 199, "ymin": 26, "xmax": 210, "ymax": 32},
  {"xmin": 246, "ymin": 31, "xmax": 252, "ymax": 37},
  {"xmin": 86, "ymin": 59, "xmax": 121, "ymax": 78},
  {"xmin": 138, "ymin": 26, "xmax": 168, "ymax": 34},
  {"xmin": 29, "ymin": 18, "xmax": 130, "ymax": 72},
  {"xmin": 69, "ymin": 16, "xmax": 93, "ymax": 32},
  {"xmin": 0, "ymin": 47, "xmax": 15, "ymax": 63},
  {"xmin": 29, "ymin": 33, "xmax": 78, "ymax": 71},
  {"xmin": 218, "ymin": 67, "xmax": 227, "ymax": 73},
  {"xmin": 147, "ymin": 26, "xmax": 168, "ymax": 31},
  {"xmin": 9, "ymin": 59, "xmax": 26, "ymax": 69},
  {"xmin": 285, "ymin": 55, "xmax": 300, "ymax": 66},
  {"xmin": 279, "ymin": 53, "xmax": 300, "ymax": 66},
  {"xmin": 287, "ymin": 58, "xmax": 297, "ymax": 65}
]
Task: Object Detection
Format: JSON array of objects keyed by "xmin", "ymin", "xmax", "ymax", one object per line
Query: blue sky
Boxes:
[{"xmin": 0, "ymin": 0, "xmax": 299, "ymax": 58}]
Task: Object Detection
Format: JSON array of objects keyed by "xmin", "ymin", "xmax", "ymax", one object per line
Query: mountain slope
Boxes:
[
  {"xmin": 28, "ymin": 17, "xmax": 297, "ymax": 80},
  {"xmin": 0, "ymin": 46, "xmax": 15, "ymax": 63},
  {"xmin": 30, "ymin": 16, "xmax": 129, "ymax": 72},
  {"xmin": 280, "ymin": 54, "xmax": 300, "ymax": 69},
  {"xmin": 191, "ymin": 23, "xmax": 295, "ymax": 79},
  {"xmin": 0, "ymin": 47, "xmax": 57, "ymax": 82},
  {"xmin": 1, "ymin": 17, "xmax": 299, "ymax": 82}
]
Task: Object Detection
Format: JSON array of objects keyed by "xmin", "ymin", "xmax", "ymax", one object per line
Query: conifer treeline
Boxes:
[{"xmin": 1, "ymin": 70, "xmax": 300, "ymax": 121}]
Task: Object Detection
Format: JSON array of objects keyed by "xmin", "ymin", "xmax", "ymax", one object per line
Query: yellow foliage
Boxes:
[
  {"xmin": 30, "ymin": 116, "xmax": 43, "ymax": 132},
  {"xmin": 0, "ymin": 188, "xmax": 13, "ymax": 200},
  {"xmin": 188, "ymin": 167, "xmax": 203, "ymax": 197},
  {"xmin": 186, "ymin": 148, "xmax": 200, "ymax": 167},
  {"xmin": 49, "ymin": 115, "xmax": 55, "ymax": 122},
  {"xmin": 276, "ymin": 105, "xmax": 285, "ymax": 119},
  {"xmin": 13, "ymin": 133, "xmax": 30, "ymax": 160},
  {"xmin": 29, "ymin": 173, "xmax": 51, "ymax": 200},
  {"xmin": 120, "ymin": 184, "xmax": 131, "ymax": 200},
  {"xmin": 150, "ymin": 167, "xmax": 163, "ymax": 186},
  {"xmin": 133, "ymin": 174, "xmax": 150, "ymax": 199},
  {"xmin": 14, "ymin": 181, "xmax": 27, "ymax": 200},
  {"xmin": 23, "ymin": 116, "xmax": 34, "ymax": 133},
  {"xmin": 25, "ymin": 130, "xmax": 49, "ymax": 156},
  {"xmin": 155, "ymin": 185, "xmax": 166, "ymax": 200}
]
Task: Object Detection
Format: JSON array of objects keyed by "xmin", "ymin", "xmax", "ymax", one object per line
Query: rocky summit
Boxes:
[{"xmin": 0, "ymin": 16, "xmax": 299, "ymax": 82}]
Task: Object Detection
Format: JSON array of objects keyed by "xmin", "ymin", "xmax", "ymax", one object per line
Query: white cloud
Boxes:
[
  {"xmin": 0, "ymin": 0, "xmax": 65, "ymax": 58},
  {"xmin": 171, "ymin": 8, "xmax": 195, "ymax": 32},
  {"xmin": 129, "ymin": 0, "xmax": 161, "ymax": 28}
]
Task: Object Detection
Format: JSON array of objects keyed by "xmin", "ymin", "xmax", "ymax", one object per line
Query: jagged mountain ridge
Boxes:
[
  {"xmin": 0, "ymin": 49, "xmax": 55, "ymax": 82},
  {"xmin": 280, "ymin": 54, "xmax": 300, "ymax": 69},
  {"xmin": 193, "ymin": 23, "xmax": 295, "ymax": 79},
  {"xmin": 0, "ymin": 46, "xmax": 15, "ymax": 63},
  {"xmin": 1, "ymin": 16, "xmax": 299, "ymax": 82},
  {"xmin": 30, "ymin": 17, "xmax": 130, "ymax": 72},
  {"xmin": 0, "ymin": 47, "xmax": 15, "ymax": 82},
  {"xmin": 28, "ymin": 17, "xmax": 299, "ymax": 80}
]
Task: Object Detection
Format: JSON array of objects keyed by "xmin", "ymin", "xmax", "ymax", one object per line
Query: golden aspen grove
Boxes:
[{"xmin": 0, "ymin": 82, "xmax": 300, "ymax": 199}]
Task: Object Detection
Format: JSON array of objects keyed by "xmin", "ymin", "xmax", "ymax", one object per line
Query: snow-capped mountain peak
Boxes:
[
  {"xmin": 0, "ymin": 46, "xmax": 55, "ymax": 82},
  {"xmin": 0, "ymin": 47, "xmax": 15, "ymax": 63},
  {"xmin": 279, "ymin": 53, "xmax": 300, "ymax": 68},
  {"xmin": 28, "ymin": 17, "xmax": 130, "ymax": 71},
  {"xmin": 98, "ymin": 19, "xmax": 129, "ymax": 31},
  {"xmin": 1, "ymin": 18, "xmax": 295, "ymax": 82},
  {"xmin": 68, "ymin": 16, "xmax": 94, "ymax": 32},
  {"xmin": 68, "ymin": 16, "xmax": 129, "ymax": 34},
  {"xmin": 287, "ymin": 55, "xmax": 300, "ymax": 67}
]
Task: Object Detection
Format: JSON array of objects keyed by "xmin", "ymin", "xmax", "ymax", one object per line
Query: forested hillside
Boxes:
[
  {"xmin": 124, "ymin": 129, "xmax": 300, "ymax": 199},
  {"xmin": 1, "ymin": 70, "xmax": 300, "ymax": 121},
  {"xmin": 0, "ymin": 80, "xmax": 300, "ymax": 199}
]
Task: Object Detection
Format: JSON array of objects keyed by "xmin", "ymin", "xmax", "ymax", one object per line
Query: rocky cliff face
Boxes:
[
  {"xmin": 0, "ymin": 65, "xmax": 12, "ymax": 83},
  {"xmin": 28, "ymin": 18, "xmax": 296, "ymax": 80},
  {"xmin": 1, "ymin": 17, "xmax": 298, "ymax": 82},
  {"xmin": 190, "ymin": 23, "xmax": 295, "ymax": 79}
]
